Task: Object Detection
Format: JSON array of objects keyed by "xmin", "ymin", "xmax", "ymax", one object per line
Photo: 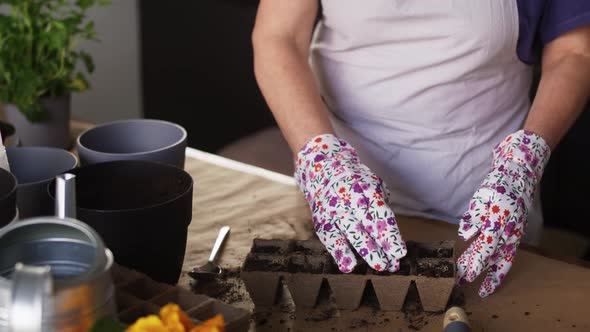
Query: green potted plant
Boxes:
[{"xmin": 0, "ymin": 0, "xmax": 109, "ymax": 148}]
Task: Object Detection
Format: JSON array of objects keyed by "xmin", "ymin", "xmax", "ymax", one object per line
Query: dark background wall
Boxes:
[
  {"xmin": 139, "ymin": 1, "xmax": 590, "ymax": 248},
  {"xmin": 530, "ymin": 67, "xmax": 590, "ymax": 240},
  {"xmin": 139, "ymin": 0, "xmax": 274, "ymax": 153}
]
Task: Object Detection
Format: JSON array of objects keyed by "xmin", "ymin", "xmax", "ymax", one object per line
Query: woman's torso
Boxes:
[{"xmin": 310, "ymin": 0, "xmax": 542, "ymax": 242}]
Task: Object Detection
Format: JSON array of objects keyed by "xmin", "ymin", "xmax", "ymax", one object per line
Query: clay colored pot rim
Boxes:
[
  {"xmin": 6, "ymin": 147, "xmax": 78, "ymax": 187},
  {"xmin": 48, "ymin": 160, "xmax": 194, "ymax": 215},
  {"xmin": 77, "ymin": 119, "xmax": 187, "ymax": 156}
]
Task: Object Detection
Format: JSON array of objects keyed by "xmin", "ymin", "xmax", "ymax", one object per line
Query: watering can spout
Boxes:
[{"xmin": 55, "ymin": 173, "xmax": 76, "ymax": 219}]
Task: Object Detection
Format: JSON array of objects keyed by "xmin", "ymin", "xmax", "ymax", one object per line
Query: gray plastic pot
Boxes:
[
  {"xmin": 4, "ymin": 95, "xmax": 71, "ymax": 149},
  {"xmin": 6, "ymin": 147, "xmax": 78, "ymax": 219},
  {"xmin": 76, "ymin": 119, "xmax": 187, "ymax": 169}
]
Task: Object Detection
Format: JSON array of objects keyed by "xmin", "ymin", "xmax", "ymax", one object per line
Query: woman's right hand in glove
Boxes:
[{"xmin": 294, "ymin": 134, "xmax": 407, "ymax": 273}]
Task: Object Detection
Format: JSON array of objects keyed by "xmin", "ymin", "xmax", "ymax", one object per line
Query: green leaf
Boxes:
[
  {"xmin": 76, "ymin": 0, "xmax": 96, "ymax": 10},
  {"xmin": 69, "ymin": 79, "xmax": 87, "ymax": 92},
  {"xmin": 0, "ymin": 0, "xmax": 109, "ymax": 120},
  {"xmin": 61, "ymin": 16, "xmax": 84, "ymax": 32},
  {"xmin": 0, "ymin": 0, "xmax": 20, "ymax": 6},
  {"xmin": 79, "ymin": 51, "xmax": 95, "ymax": 73},
  {"xmin": 88, "ymin": 316, "xmax": 127, "ymax": 332},
  {"xmin": 69, "ymin": 72, "xmax": 90, "ymax": 92},
  {"xmin": 83, "ymin": 21, "xmax": 95, "ymax": 33},
  {"xmin": 21, "ymin": 102, "xmax": 47, "ymax": 123}
]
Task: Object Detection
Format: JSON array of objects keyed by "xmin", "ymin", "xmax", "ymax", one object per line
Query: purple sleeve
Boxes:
[{"xmin": 517, "ymin": 0, "xmax": 590, "ymax": 64}]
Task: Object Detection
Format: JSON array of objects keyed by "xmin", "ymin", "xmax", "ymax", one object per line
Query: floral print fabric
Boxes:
[
  {"xmin": 294, "ymin": 134, "xmax": 407, "ymax": 272},
  {"xmin": 457, "ymin": 130, "xmax": 550, "ymax": 297}
]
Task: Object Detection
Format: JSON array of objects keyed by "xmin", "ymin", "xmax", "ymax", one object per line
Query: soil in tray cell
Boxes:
[
  {"xmin": 243, "ymin": 253, "xmax": 287, "ymax": 272},
  {"xmin": 416, "ymin": 259, "xmax": 454, "ymax": 278},
  {"xmin": 416, "ymin": 241, "xmax": 454, "ymax": 259},
  {"xmin": 251, "ymin": 239, "xmax": 292, "ymax": 255},
  {"xmin": 292, "ymin": 239, "xmax": 328, "ymax": 256},
  {"xmin": 288, "ymin": 254, "xmax": 330, "ymax": 274}
]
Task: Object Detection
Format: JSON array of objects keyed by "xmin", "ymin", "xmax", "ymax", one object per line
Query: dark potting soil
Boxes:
[
  {"xmin": 416, "ymin": 259, "xmax": 454, "ymax": 278},
  {"xmin": 351, "ymin": 261, "xmax": 369, "ymax": 275},
  {"xmin": 242, "ymin": 254, "xmax": 287, "ymax": 272},
  {"xmin": 287, "ymin": 254, "xmax": 307, "ymax": 273},
  {"xmin": 247, "ymin": 238, "xmax": 456, "ymax": 276},
  {"xmin": 293, "ymin": 239, "xmax": 328, "ymax": 256},
  {"xmin": 287, "ymin": 255, "xmax": 327, "ymax": 274},
  {"xmin": 252, "ymin": 239, "xmax": 291, "ymax": 255},
  {"xmin": 415, "ymin": 241, "xmax": 454, "ymax": 259},
  {"xmin": 190, "ymin": 268, "xmax": 245, "ymax": 304}
]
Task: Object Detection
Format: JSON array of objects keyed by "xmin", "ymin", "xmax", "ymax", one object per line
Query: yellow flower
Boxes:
[
  {"xmin": 126, "ymin": 315, "xmax": 167, "ymax": 332},
  {"xmin": 124, "ymin": 304, "xmax": 224, "ymax": 332},
  {"xmin": 160, "ymin": 304, "xmax": 194, "ymax": 332},
  {"xmin": 189, "ymin": 315, "xmax": 225, "ymax": 332}
]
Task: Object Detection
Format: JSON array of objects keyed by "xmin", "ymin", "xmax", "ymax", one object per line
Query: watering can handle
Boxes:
[{"xmin": 9, "ymin": 263, "xmax": 53, "ymax": 332}]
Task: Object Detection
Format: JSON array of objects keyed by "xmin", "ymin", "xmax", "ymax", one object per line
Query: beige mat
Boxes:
[{"xmin": 181, "ymin": 150, "xmax": 590, "ymax": 331}]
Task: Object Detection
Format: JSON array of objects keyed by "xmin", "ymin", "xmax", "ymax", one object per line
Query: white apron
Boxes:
[{"xmin": 310, "ymin": 0, "xmax": 543, "ymax": 244}]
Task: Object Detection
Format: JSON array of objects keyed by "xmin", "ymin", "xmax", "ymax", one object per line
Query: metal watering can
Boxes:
[{"xmin": 0, "ymin": 174, "xmax": 116, "ymax": 332}]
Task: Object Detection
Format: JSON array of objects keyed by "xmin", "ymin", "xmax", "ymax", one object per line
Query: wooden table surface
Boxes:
[
  {"xmin": 178, "ymin": 149, "xmax": 590, "ymax": 332},
  {"xmin": 66, "ymin": 120, "xmax": 590, "ymax": 331}
]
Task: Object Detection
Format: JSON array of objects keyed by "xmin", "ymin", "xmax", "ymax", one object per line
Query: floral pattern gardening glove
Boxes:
[
  {"xmin": 457, "ymin": 130, "xmax": 551, "ymax": 297},
  {"xmin": 294, "ymin": 134, "xmax": 407, "ymax": 273}
]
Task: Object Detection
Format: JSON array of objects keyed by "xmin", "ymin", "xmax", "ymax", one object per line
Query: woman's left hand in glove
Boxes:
[{"xmin": 457, "ymin": 130, "xmax": 551, "ymax": 297}]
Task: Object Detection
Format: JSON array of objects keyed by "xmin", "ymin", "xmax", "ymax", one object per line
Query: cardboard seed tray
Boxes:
[{"xmin": 241, "ymin": 239, "xmax": 455, "ymax": 312}]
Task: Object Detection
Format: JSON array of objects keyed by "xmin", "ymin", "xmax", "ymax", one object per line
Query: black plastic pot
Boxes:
[
  {"xmin": 49, "ymin": 160, "xmax": 193, "ymax": 284},
  {"xmin": 0, "ymin": 168, "xmax": 17, "ymax": 228}
]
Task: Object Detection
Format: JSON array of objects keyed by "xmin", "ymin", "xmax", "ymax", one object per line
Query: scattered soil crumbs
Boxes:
[
  {"xmin": 304, "ymin": 305, "xmax": 339, "ymax": 322},
  {"xmin": 402, "ymin": 282, "xmax": 438, "ymax": 331},
  {"xmin": 251, "ymin": 311, "xmax": 272, "ymax": 327},
  {"xmin": 349, "ymin": 318, "xmax": 377, "ymax": 330},
  {"xmin": 189, "ymin": 268, "xmax": 246, "ymax": 304}
]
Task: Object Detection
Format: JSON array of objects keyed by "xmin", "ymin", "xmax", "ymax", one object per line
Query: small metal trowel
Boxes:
[{"xmin": 188, "ymin": 226, "xmax": 230, "ymax": 281}]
